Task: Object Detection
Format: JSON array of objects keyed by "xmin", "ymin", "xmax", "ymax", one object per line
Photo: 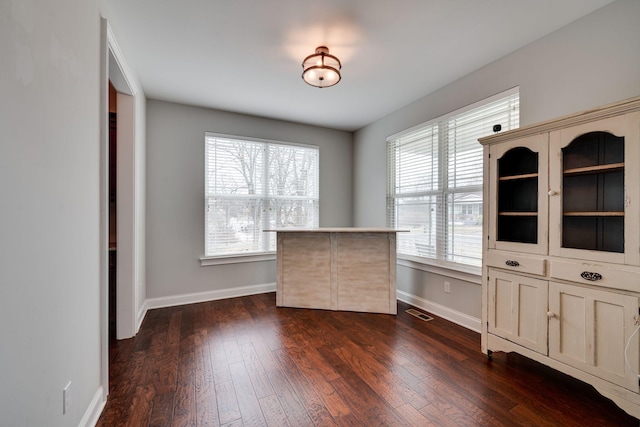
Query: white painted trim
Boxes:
[
  {"xmin": 479, "ymin": 95, "xmax": 640, "ymax": 145},
  {"xmin": 387, "ymin": 86, "xmax": 520, "ymax": 141},
  {"xmin": 200, "ymin": 252, "xmax": 276, "ymax": 266},
  {"xmin": 397, "ymin": 257, "xmax": 482, "ymax": 284},
  {"xmin": 106, "ymin": 25, "xmax": 139, "ymax": 95},
  {"xmin": 79, "ymin": 386, "xmax": 106, "ymax": 427},
  {"xmin": 205, "ymin": 132, "xmax": 318, "ymax": 150},
  {"xmin": 145, "ymin": 283, "xmax": 277, "ymax": 311},
  {"xmin": 136, "ymin": 300, "xmax": 147, "ymax": 333},
  {"xmin": 107, "ymin": 21, "xmax": 143, "ymax": 341},
  {"xmin": 98, "ymin": 17, "xmax": 110, "ymax": 426},
  {"xmin": 397, "ymin": 290, "xmax": 481, "ymax": 333},
  {"xmin": 142, "ymin": 283, "xmax": 481, "ymax": 334}
]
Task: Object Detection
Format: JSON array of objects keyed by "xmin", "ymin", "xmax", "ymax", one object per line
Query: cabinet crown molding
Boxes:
[{"xmin": 480, "ymin": 96, "xmax": 640, "ymax": 145}]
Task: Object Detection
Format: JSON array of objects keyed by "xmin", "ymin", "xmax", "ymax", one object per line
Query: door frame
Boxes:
[{"xmin": 100, "ymin": 18, "xmax": 143, "ymax": 399}]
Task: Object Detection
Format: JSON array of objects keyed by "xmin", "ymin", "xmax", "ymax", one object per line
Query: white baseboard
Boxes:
[
  {"xmin": 80, "ymin": 385, "xmax": 106, "ymax": 427},
  {"xmin": 144, "ymin": 282, "xmax": 276, "ymax": 311},
  {"xmin": 136, "ymin": 301, "xmax": 147, "ymax": 334},
  {"xmin": 397, "ymin": 290, "xmax": 481, "ymax": 333},
  {"xmin": 140, "ymin": 284, "xmax": 478, "ymax": 333}
]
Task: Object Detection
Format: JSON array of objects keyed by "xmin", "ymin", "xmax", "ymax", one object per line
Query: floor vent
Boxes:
[{"xmin": 405, "ymin": 308, "xmax": 433, "ymax": 322}]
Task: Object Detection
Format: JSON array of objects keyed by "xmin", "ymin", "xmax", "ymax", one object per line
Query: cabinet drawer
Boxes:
[
  {"xmin": 486, "ymin": 251, "xmax": 546, "ymax": 276},
  {"xmin": 549, "ymin": 259, "xmax": 640, "ymax": 292}
]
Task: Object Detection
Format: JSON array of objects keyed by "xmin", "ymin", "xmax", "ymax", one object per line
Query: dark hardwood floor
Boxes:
[{"xmin": 97, "ymin": 293, "xmax": 638, "ymax": 426}]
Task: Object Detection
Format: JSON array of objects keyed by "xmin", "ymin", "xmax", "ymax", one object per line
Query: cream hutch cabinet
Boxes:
[{"xmin": 480, "ymin": 96, "xmax": 640, "ymax": 418}]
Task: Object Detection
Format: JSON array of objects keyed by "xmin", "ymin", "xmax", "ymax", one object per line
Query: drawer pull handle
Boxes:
[
  {"xmin": 580, "ymin": 271, "xmax": 602, "ymax": 281},
  {"xmin": 547, "ymin": 311, "xmax": 556, "ymax": 319},
  {"xmin": 505, "ymin": 260, "xmax": 520, "ymax": 267}
]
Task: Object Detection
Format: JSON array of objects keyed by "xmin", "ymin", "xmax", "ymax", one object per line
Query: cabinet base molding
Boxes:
[{"xmin": 486, "ymin": 335, "xmax": 640, "ymax": 419}]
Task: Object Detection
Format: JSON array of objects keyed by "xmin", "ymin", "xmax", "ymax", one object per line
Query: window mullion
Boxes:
[
  {"xmin": 437, "ymin": 121, "xmax": 449, "ymax": 262},
  {"xmin": 386, "ymin": 141, "xmax": 397, "ymax": 228},
  {"xmin": 262, "ymin": 146, "xmax": 270, "ymax": 251}
]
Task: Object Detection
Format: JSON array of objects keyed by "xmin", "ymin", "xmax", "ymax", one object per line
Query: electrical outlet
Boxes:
[
  {"xmin": 444, "ymin": 281, "xmax": 451, "ymax": 293},
  {"xmin": 63, "ymin": 381, "xmax": 71, "ymax": 415}
]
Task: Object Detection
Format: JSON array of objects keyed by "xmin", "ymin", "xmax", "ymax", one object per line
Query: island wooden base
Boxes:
[{"xmin": 274, "ymin": 229, "xmax": 398, "ymax": 314}]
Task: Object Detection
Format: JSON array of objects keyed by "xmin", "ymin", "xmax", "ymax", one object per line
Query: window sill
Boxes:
[
  {"xmin": 200, "ymin": 252, "xmax": 276, "ymax": 266},
  {"xmin": 397, "ymin": 255, "xmax": 481, "ymax": 284},
  {"xmin": 199, "ymin": 252, "xmax": 481, "ymax": 284}
]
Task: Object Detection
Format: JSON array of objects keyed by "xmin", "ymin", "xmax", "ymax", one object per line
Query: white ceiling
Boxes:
[{"xmin": 107, "ymin": 0, "xmax": 614, "ymax": 131}]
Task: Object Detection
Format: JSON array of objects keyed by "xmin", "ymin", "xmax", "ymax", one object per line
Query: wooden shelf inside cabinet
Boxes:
[
  {"xmin": 499, "ymin": 173, "xmax": 538, "ymax": 181},
  {"xmin": 499, "ymin": 212, "xmax": 538, "ymax": 216},
  {"xmin": 563, "ymin": 162, "xmax": 624, "ymax": 176},
  {"xmin": 564, "ymin": 211, "xmax": 624, "ymax": 217}
]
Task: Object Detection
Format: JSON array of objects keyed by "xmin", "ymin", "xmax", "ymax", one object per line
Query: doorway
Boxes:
[
  {"xmin": 101, "ymin": 20, "xmax": 144, "ymax": 402},
  {"xmin": 108, "ymin": 81, "xmax": 117, "ymax": 343}
]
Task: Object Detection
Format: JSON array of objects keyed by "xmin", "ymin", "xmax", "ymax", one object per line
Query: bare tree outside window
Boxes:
[{"xmin": 205, "ymin": 135, "xmax": 319, "ymax": 256}]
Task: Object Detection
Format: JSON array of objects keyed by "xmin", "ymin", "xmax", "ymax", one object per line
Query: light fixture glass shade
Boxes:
[{"xmin": 301, "ymin": 46, "xmax": 341, "ymax": 88}]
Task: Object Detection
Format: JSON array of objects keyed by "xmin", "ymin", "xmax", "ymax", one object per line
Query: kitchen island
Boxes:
[{"xmin": 266, "ymin": 228, "xmax": 403, "ymax": 314}]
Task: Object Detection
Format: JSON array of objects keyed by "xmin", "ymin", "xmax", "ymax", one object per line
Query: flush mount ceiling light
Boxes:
[{"xmin": 301, "ymin": 46, "xmax": 341, "ymax": 88}]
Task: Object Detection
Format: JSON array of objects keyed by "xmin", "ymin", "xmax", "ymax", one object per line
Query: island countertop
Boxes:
[{"xmin": 264, "ymin": 227, "xmax": 407, "ymax": 233}]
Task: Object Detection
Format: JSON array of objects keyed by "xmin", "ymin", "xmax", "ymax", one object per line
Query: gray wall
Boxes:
[
  {"xmin": 0, "ymin": 0, "xmax": 104, "ymax": 425},
  {"xmin": 353, "ymin": 0, "xmax": 640, "ymax": 321},
  {"xmin": 146, "ymin": 100, "xmax": 353, "ymax": 299}
]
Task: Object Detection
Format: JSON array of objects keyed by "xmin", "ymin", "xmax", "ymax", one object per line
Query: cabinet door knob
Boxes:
[
  {"xmin": 548, "ymin": 190, "xmax": 558, "ymax": 196},
  {"xmin": 581, "ymin": 271, "xmax": 602, "ymax": 281},
  {"xmin": 505, "ymin": 260, "xmax": 520, "ymax": 267},
  {"xmin": 547, "ymin": 311, "xmax": 556, "ymax": 318}
]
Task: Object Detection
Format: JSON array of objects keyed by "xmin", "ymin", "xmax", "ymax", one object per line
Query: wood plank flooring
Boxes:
[{"xmin": 97, "ymin": 293, "xmax": 638, "ymax": 426}]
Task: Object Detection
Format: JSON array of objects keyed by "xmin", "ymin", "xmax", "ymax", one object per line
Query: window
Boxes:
[
  {"xmin": 205, "ymin": 134, "xmax": 319, "ymax": 257},
  {"xmin": 387, "ymin": 89, "xmax": 519, "ymax": 268}
]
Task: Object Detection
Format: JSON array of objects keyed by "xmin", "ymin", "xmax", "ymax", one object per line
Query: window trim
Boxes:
[
  {"xmin": 387, "ymin": 87, "xmax": 519, "ymax": 269},
  {"xmin": 203, "ymin": 132, "xmax": 319, "ymax": 260},
  {"xmin": 199, "ymin": 252, "xmax": 276, "ymax": 266},
  {"xmin": 387, "ymin": 87, "xmax": 519, "ymax": 141},
  {"xmin": 397, "ymin": 254, "xmax": 481, "ymax": 281},
  {"xmin": 204, "ymin": 132, "xmax": 319, "ymax": 151}
]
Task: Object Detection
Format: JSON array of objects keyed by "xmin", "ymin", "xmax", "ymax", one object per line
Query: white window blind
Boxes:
[
  {"xmin": 205, "ymin": 134, "xmax": 319, "ymax": 256},
  {"xmin": 387, "ymin": 89, "xmax": 519, "ymax": 267}
]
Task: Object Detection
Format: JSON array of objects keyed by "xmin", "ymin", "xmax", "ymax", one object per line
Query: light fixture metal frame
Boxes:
[{"xmin": 301, "ymin": 46, "xmax": 342, "ymax": 88}]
